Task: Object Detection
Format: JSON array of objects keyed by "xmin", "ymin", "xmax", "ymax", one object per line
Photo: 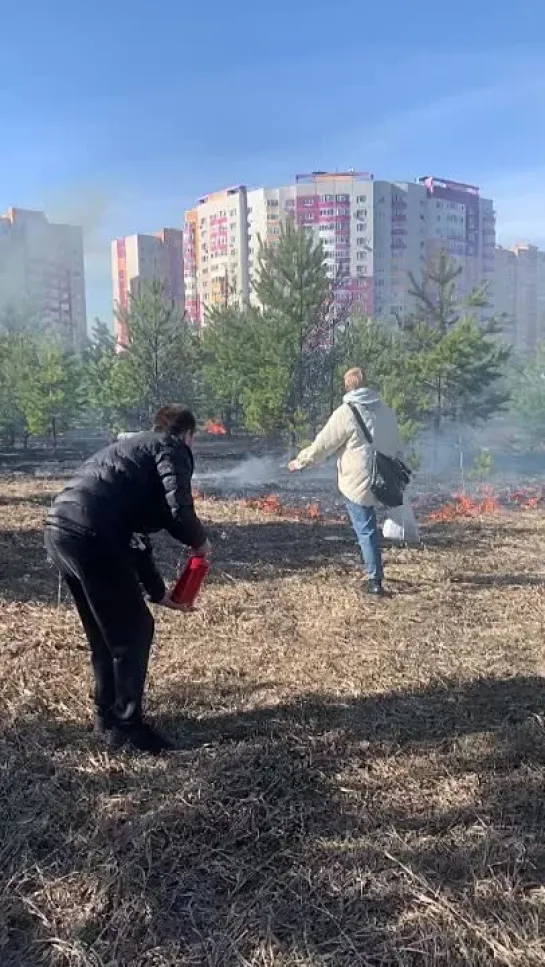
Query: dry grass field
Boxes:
[{"xmin": 1, "ymin": 476, "xmax": 545, "ymax": 966}]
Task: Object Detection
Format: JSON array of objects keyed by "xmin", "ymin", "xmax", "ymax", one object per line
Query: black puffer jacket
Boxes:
[{"xmin": 46, "ymin": 431, "xmax": 206, "ymax": 549}]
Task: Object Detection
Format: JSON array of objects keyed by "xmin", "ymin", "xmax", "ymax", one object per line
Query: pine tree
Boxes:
[
  {"xmin": 0, "ymin": 305, "xmax": 42, "ymax": 445},
  {"xmin": 116, "ymin": 281, "xmax": 199, "ymax": 425},
  {"xmin": 201, "ymin": 305, "xmax": 255, "ymax": 433},
  {"xmin": 252, "ymin": 220, "xmax": 335, "ymax": 439},
  {"xmin": 337, "ymin": 315, "xmax": 426, "ymax": 443},
  {"xmin": 401, "ymin": 252, "xmax": 511, "ymax": 433},
  {"xmin": 83, "ymin": 320, "xmax": 135, "ymax": 436},
  {"xmin": 19, "ymin": 345, "xmax": 84, "ymax": 449},
  {"xmin": 509, "ymin": 345, "xmax": 545, "ymax": 443}
]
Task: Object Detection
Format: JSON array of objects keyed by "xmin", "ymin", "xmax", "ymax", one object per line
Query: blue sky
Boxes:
[{"xmin": 1, "ymin": 0, "xmax": 544, "ymax": 324}]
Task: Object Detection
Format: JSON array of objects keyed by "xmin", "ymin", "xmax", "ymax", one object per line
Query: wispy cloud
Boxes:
[{"xmin": 361, "ymin": 72, "xmax": 545, "ymax": 158}]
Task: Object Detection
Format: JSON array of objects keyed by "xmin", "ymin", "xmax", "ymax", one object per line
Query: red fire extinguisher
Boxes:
[{"xmin": 170, "ymin": 555, "xmax": 210, "ymax": 608}]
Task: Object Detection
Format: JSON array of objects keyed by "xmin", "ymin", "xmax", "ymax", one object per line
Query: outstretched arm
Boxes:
[{"xmin": 289, "ymin": 407, "xmax": 350, "ymax": 471}]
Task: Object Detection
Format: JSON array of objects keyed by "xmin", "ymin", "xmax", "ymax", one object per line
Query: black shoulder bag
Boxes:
[{"xmin": 347, "ymin": 403, "xmax": 412, "ymax": 508}]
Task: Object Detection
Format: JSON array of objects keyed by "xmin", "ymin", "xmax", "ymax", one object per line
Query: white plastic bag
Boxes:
[{"xmin": 382, "ymin": 500, "xmax": 420, "ymax": 545}]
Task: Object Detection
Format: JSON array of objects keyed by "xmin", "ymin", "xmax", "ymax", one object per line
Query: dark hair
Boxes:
[{"xmin": 153, "ymin": 404, "xmax": 196, "ymax": 436}]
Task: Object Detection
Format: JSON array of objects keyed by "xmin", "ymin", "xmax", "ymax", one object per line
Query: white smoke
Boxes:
[{"xmin": 194, "ymin": 453, "xmax": 336, "ymax": 492}]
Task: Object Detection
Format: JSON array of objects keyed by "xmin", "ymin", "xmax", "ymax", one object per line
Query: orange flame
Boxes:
[
  {"xmin": 204, "ymin": 420, "xmax": 227, "ymax": 436},
  {"xmin": 242, "ymin": 494, "xmax": 324, "ymax": 521},
  {"xmin": 509, "ymin": 488, "xmax": 543, "ymax": 509},
  {"xmin": 427, "ymin": 492, "xmax": 501, "ymax": 523}
]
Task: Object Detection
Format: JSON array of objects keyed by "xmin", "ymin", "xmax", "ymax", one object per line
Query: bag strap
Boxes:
[{"xmin": 347, "ymin": 403, "xmax": 374, "ymax": 446}]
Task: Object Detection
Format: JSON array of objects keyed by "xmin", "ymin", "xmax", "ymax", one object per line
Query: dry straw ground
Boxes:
[{"xmin": 1, "ymin": 477, "xmax": 545, "ymax": 966}]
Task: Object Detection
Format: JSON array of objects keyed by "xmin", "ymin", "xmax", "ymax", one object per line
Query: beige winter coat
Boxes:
[{"xmin": 293, "ymin": 388, "xmax": 402, "ymax": 506}]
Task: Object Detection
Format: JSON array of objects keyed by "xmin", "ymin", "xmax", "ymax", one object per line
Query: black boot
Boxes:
[
  {"xmin": 367, "ymin": 578, "xmax": 385, "ymax": 597},
  {"xmin": 93, "ymin": 708, "xmax": 116, "ymax": 736},
  {"xmin": 109, "ymin": 721, "xmax": 174, "ymax": 755}
]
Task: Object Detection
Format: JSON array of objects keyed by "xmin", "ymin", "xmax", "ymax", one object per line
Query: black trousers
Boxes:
[{"xmin": 45, "ymin": 525, "xmax": 155, "ymax": 725}]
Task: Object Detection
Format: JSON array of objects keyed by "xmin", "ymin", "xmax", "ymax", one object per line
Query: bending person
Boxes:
[{"xmin": 45, "ymin": 404, "xmax": 210, "ymax": 754}]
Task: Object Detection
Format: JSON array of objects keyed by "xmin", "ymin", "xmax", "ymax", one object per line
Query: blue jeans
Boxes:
[{"xmin": 345, "ymin": 500, "xmax": 383, "ymax": 581}]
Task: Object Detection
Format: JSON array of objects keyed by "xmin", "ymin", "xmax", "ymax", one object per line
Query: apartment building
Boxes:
[
  {"xmin": 111, "ymin": 228, "xmax": 184, "ymax": 346},
  {"xmin": 183, "ymin": 172, "xmax": 495, "ymax": 327},
  {"xmin": 493, "ymin": 246, "xmax": 517, "ymax": 344},
  {"xmin": 183, "ymin": 186, "xmax": 249, "ymax": 325},
  {"xmin": 248, "ymin": 173, "xmax": 378, "ymax": 317},
  {"xmin": 248, "ymin": 173, "xmax": 494, "ymax": 322},
  {"xmin": 0, "ymin": 207, "xmax": 87, "ymax": 351},
  {"xmin": 367, "ymin": 178, "xmax": 428, "ymax": 320},
  {"xmin": 418, "ymin": 176, "xmax": 496, "ymax": 314},
  {"xmin": 493, "ymin": 243, "xmax": 545, "ymax": 350}
]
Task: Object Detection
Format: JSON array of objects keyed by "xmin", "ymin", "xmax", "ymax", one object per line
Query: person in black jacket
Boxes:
[{"xmin": 44, "ymin": 404, "xmax": 210, "ymax": 754}]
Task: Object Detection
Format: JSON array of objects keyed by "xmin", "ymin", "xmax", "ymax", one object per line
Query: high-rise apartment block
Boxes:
[
  {"xmin": 183, "ymin": 173, "xmax": 495, "ymax": 327},
  {"xmin": 183, "ymin": 186, "xmax": 249, "ymax": 324},
  {"xmin": 419, "ymin": 176, "xmax": 496, "ymax": 307},
  {"xmin": 248, "ymin": 173, "xmax": 380, "ymax": 317},
  {"xmin": 0, "ymin": 207, "xmax": 87, "ymax": 351},
  {"xmin": 493, "ymin": 243, "xmax": 545, "ymax": 350},
  {"xmin": 111, "ymin": 228, "xmax": 184, "ymax": 346}
]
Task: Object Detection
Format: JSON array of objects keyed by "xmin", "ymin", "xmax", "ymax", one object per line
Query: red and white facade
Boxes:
[
  {"xmin": 180, "ymin": 172, "xmax": 496, "ymax": 327},
  {"xmin": 111, "ymin": 228, "xmax": 184, "ymax": 346},
  {"xmin": 183, "ymin": 186, "xmax": 249, "ymax": 325},
  {"xmin": 248, "ymin": 173, "xmax": 376, "ymax": 316}
]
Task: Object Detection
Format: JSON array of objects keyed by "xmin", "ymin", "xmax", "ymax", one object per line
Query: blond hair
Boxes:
[{"xmin": 344, "ymin": 367, "xmax": 365, "ymax": 391}]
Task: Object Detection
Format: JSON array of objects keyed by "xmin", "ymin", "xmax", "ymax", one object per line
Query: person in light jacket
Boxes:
[{"xmin": 289, "ymin": 367, "xmax": 401, "ymax": 596}]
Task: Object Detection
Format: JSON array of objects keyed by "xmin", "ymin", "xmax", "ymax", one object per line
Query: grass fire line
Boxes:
[
  {"xmin": 193, "ymin": 452, "xmax": 341, "ymax": 523},
  {"xmin": 424, "ymin": 486, "xmax": 544, "ymax": 523},
  {"xmin": 194, "ymin": 464, "xmax": 545, "ymax": 526}
]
